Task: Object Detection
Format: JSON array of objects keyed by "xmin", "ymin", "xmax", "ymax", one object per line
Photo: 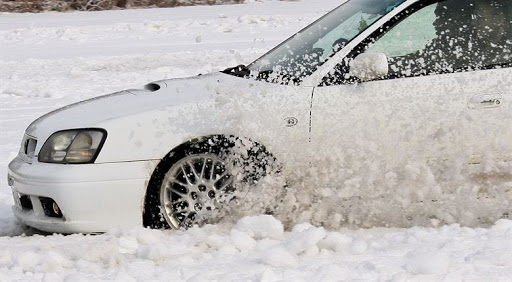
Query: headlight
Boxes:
[{"xmin": 38, "ymin": 129, "xmax": 107, "ymax": 164}]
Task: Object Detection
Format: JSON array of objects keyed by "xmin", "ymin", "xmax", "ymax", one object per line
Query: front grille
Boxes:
[
  {"xmin": 19, "ymin": 134, "xmax": 37, "ymax": 162},
  {"xmin": 20, "ymin": 195, "xmax": 33, "ymax": 210}
]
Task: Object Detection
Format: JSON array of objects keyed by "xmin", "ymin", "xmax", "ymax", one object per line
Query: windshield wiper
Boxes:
[
  {"xmin": 222, "ymin": 64, "xmax": 251, "ymax": 78},
  {"xmin": 222, "ymin": 65, "xmax": 301, "ymax": 85}
]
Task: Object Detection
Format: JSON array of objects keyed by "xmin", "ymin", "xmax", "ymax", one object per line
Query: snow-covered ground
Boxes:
[
  {"xmin": 1, "ymin": 215, "xmax": 512, "ymax": 280},
  {"xmin": 1, "ymin": 0, "xmax": 511, "ymax": 280}
]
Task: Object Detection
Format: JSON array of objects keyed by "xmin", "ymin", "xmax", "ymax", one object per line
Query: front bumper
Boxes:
[{"xmin": 7, "ymin": 156, "xmax": 158, "ymax": 233}]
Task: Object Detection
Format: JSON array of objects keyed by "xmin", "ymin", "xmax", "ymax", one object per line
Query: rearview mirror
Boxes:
[{"xmin": 349, "ymin": 52, "xmax": 389, "ymax": 82}]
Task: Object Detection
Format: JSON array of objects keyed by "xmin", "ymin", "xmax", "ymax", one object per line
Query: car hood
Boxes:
[
  {"xmin": 26, "ymin": 72, "xmax": 235, "ymax": 139},
  {"xmin": 24, "ymin": 71, "xmax": 313, "ymax": 163}
]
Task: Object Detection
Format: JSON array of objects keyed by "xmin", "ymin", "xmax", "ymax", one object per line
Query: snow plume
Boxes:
[
  {"xmin": 223, "ymin": 137, "xmax": 512, "ymax": 229},
  {"xmin": 205, "ymin": 75, "xmax": 511, "ymax": 229},
  {"xmin": 274, "ymin": 157, "xmax": 512, "ymax": 229}
]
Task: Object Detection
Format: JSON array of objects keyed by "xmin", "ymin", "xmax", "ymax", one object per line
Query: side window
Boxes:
[
  {"xmin": 368, "ymin": 4, "xmax": 438, "ymax": 58},
  {"xmin": 369, "ymin": 0, "xmax": 512, "ymax": 78},
  {"xmin": 322, "ymin": 0, "xmax": 512, "ymax": 85}
]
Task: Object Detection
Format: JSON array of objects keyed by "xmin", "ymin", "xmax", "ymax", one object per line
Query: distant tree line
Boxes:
[{"xmin": 0, "ymin": 0, "xmax": 247, "ymax": 12}]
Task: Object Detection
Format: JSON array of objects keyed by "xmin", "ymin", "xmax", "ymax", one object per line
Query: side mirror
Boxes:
[{"xmin": 349, "ymin": 52, "xmax": 389, "ymax": 82}]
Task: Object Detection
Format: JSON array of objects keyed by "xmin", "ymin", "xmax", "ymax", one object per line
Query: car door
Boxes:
[{"xmin": 310, "ymin": 0, "xmax": 511, "ymax": 200}]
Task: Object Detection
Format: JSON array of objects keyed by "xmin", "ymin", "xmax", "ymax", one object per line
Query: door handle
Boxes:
[
  {"xmin": 480, "ymin": 99, "xmax": 501, "ymax": 106},
  {"xmin": 468, "ymin": 94, "xmax": 503, "ymax": 109}
]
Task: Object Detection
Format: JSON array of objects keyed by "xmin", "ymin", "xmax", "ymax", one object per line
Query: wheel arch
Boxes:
[{"xmin": 142, "ymin": 134, "xmax": 276, "ymax": 228}]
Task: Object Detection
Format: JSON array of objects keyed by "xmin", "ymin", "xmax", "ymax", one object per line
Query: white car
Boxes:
[{"xmin": 8, "ymin": 0, "xmax": 511, "ymax": 233}]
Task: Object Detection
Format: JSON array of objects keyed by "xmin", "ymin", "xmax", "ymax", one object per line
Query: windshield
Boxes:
[{"xmin": 246, "ymin": 0, "xmax": 406, "ymax": 84}]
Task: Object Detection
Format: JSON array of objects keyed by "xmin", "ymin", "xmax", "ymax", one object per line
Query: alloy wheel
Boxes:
[{"xmin": 160, "ymin": 154, "xmax": 235, "ymax": 229}]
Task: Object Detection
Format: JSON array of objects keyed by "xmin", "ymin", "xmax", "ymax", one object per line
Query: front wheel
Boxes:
[
  {"xmin": 160, "ymin": 153, "xmax": 236, "ymax": 229},
  {"xmin": 143, "ymin": 136, "xmax": 277, "ymax": 229}
]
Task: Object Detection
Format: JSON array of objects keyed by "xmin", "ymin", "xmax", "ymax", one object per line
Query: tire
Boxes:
[{"xmin": 143, "ymin": 135, "xmax": 276, "ymax": 229}]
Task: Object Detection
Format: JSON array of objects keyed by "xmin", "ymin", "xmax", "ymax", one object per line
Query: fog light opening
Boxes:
[{"xmin": 40, "ymin": 197, "xmax": 63, "ymax": 218}]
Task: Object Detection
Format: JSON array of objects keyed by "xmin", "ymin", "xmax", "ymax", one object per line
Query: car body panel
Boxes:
[
  {"xmin": 312, "ymin": 68, "xmax": 511, "ymax": 168},
  {"xmin": 8, "ymin": 157, "xmax": 159, "ymax": 233}
]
